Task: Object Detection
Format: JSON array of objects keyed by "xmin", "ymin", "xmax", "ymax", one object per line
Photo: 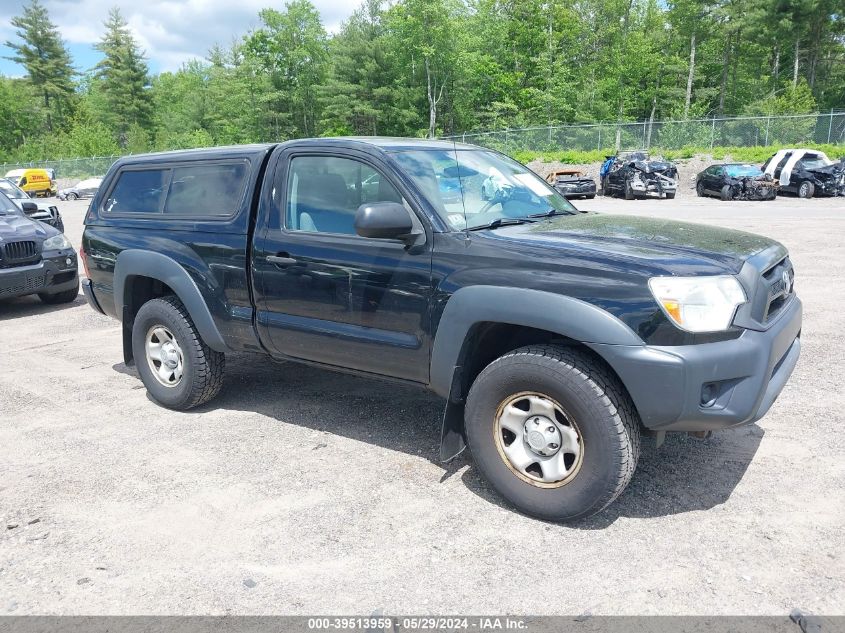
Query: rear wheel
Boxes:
[
  {"xmin": 696, "ymin": 181, "xmax": 705, "ymax": 197},
  {"xmin": 131, "ymin": 296, "xmax": 225, "ymax": 410},
  {"xmin": 67, "ymin": 192, "xmax": 79, "ymax": 200},
  {"xmin": 464, "ymin": 345, "xmax": 640, "ymax": 522},
  {"xmin": 624, "ymin": 181, "xmax": 635, "ymax": 200},
  {"xmin": 664, "ymin": 191, "xmax": 675, "ymax": 199},
  {"xmin": 797, "ymin": 181, "xmax": 814, "ymax": 199}
]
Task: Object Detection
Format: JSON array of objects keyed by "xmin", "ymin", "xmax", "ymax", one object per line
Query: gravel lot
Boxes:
[{"xmin": 1, "ymin": 194, "xmax": 843, "ymax": 616}]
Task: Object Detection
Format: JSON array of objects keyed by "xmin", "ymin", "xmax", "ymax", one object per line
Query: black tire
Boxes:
[
  {"xmin": 696, "ymin": 181, "xmax": 705, "ymax": 197},
  {"xmin": 797, "ymin": 181, "xmax": 814, "ymax": 199},
  {"xmin": 38, "ymin": 287, "xmax": 79, "ymax": 304},
  {"xmin": 67, "ymin": 192, "xmax": 78, "ymax": 200},
  {"xmin": 585, "ymin": 194, "xmax": 596, "ymax": 200},
  {"xmin": 720, "ymin": 185, "xmax": 734, "ymax": 201},
  {"xmin": 624, "ymin": 181, "xmax": 635, "ymax": 200},
  {"xmin": 664, "ymin": 191, "xmax": 675, "ymax": 199},
  {"xmin": 464, "ymin": 345, "xmax": 640, "ymax": 522},
  {"xmin": 131, "ymin": 296, "xmax": 225, "ymax": 410}
]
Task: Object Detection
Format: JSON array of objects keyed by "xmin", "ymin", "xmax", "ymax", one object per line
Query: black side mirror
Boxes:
[
  {"xmin": 21, "ymin": 201, "xmax": 37, "ymax": 214},
  {"xmin": 354, "ymin": 202, "xmax": 415, "ymax": 240}
]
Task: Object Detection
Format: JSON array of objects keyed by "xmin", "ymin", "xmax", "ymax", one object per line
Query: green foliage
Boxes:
[
  {"xmin": 3, "ymin": 0, "xmax": 76, "ymax": 132},
  {"xmin": 94, "ymin": 8, "xmax": 153, "ymax": 146},
  {"xmin": 1, "ymin": 0, "xmax": 844, "ymax": 163}
]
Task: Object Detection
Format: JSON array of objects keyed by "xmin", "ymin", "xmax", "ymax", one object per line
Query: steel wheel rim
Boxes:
[
  {"xmin": 493, "ymin": 391, "xmax": 584, "ymax": 489},
  {"xmin": 799, "ymin": 183, "xmax": 810, "ymax": 197},
  {"xmin": 145, "ymin": 325, "xmax": 184, "ymax": 388}
]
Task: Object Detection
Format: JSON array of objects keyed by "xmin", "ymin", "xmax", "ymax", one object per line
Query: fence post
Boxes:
[
  {"xmin": 710, "ymin": 116, "xmax": 716, "ymax": 149},
  {"xmin": 828, "ymin": 110, "xmax": 833, "ymax": 144},
  {"xmin": 764, "ymin": 116, "xmax": 771, "ymax": 146},
  {"xmin": 597, "ymin": 124, "xmax": 601, "ymax": 152}
]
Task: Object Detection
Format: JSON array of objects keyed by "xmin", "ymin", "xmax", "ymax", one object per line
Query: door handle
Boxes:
[{"xmin": 267, "ymin": 254, "xmax": 297, "ymax": 266}]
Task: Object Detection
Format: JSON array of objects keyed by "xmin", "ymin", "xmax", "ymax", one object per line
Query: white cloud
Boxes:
[{"xmin": 0, "ymin": 0, "xmax": 362, "ymax": 72}]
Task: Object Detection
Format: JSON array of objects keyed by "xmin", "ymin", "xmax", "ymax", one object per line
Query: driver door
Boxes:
[{"xmin": 254, "ymin": 148, "xmax": 433, "ymax": 383}]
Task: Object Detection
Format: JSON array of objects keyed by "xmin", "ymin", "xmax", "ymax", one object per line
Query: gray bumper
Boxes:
[
  {"xmin": 590, "ymin": 296, "xmax": 802, "ymax": 432},
  {"xmin": 0, "ymin": 254, "xmax": 78, "ymax": 300}
]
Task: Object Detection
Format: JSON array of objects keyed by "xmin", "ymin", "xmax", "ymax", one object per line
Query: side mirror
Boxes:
[
  {"xmin": 354, "ymin": 202, "xmax": 415, "ymax": 240},
  {"xmin": 21, "ymin": 201, "xmax": 37, "ymax": 214}
]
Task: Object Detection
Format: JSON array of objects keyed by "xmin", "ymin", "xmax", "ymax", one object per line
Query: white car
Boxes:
[{"xmin": 0, "ymin": 178, "xmax": 65, "ymax": 232}]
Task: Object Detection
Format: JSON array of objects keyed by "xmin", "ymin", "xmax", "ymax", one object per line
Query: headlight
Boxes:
[
  {"xmin": 648, "ymin": 275, "xmax": 746, "ymax": 332},
  {"xmin": 42, "ymin": 234, "xmax": 71, "ymax": 251}
]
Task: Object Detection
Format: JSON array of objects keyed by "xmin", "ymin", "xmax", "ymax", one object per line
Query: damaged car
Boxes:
[
  {"xmin": 0, "ymin": 178, "xmax": 65, "ymax": 232},
  {"xmin": 696, "ymin": 164, "xmax": 778, "ymax": 201},
  {"xmin": 545, "ymin": 169, "xmax": 596, "ymax": 199},
  {"xmin": 763, "ymin": 149, "xmax": 845, "ymax": 198},
  {"xmin": 600, "ymin": 151, "xmax": 678, "ymax": 200}
]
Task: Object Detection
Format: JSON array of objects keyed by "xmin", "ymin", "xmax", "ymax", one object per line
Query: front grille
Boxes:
[
  {"xmin": 1, "ymin": 241, "xmax": 39, "ymax": 268},
  {"xmin": 760, "ymin": 256, "xmax": 794, "ymax": 323},
  {"xmin": 0, "ymin": 272, "xmax": 45, "ymax": 297}
]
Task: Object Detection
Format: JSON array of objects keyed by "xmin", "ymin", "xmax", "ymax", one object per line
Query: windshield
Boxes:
[
  {"xmin": 391, "ymin": 149, "xmax": 577, "ymax": 230},
  {"xmin": 0, "ymin": 190, "xmax": 22, "ymax": 216},
  {"xmin": 0, "ymin": 178, "xmax": 27, "ymax": 200},
  {"xmin": 724, "ymin": 164, "xmax": 763, "ymax": 177},
  {"xmin": 801, "ymin": 156, "xmax": 831, "ymax": 170}
]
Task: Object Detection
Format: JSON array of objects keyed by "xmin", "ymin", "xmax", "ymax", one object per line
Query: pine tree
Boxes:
[
  {"xmin": 94, "ymin": 7, "xmax": 152, "ymax": 146},
  {"xmin": 4, "ymin": 0, "xmax": 76, "ymax": 132}
]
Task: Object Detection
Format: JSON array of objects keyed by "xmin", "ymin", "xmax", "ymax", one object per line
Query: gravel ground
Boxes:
[{"xmin": 1, "ymin": 195, "xmax": 844, "ymax": 616}]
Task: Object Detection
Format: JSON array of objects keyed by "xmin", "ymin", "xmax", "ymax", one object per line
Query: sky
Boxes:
[{"xmin": 0, "ymin": 0, "xmax": 361, "ymax": 77}]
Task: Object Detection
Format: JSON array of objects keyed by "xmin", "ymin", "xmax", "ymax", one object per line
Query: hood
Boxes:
[
  {"xmin": 807, "ymin": 160, "xmax": 845, "ymax": 178},
  {"xmin": 484, "ymin": 213, "xmax": 778, "ymax": 273},
  {"xmin": 633, "ymin": 160, "xmax": 675, "ymax": 174},
  {"xmin": 0, "ymin": 211, "xmax": 53, "ymax": 243}
]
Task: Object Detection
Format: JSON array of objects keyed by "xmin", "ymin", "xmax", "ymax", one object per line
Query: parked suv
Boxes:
[
  {"xmin": 0, "ymin": 190, "xmax": 79, "ymax": 303},
  {"xmin": 81, "ymin": 139, "xmax": 802, "ymax": 522}
]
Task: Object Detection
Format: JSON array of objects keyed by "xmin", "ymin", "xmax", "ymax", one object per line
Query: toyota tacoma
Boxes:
[{"xmin": 81, "ymin": 139, "xmax": 802, "ymax": 522}]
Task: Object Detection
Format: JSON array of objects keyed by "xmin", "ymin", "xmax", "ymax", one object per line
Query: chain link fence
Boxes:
[{"xmin": 444, "ymin": 112, "xmax": 845, "ymax": 154}]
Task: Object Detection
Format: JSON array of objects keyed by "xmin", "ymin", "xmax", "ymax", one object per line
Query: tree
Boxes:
[
  {"xmin": 242, "ymin": 0, "xmax": 329, "ymax": 138},
  {"xmin": 4, "ymin": 0, "xmax": 75, "ymax": 132},
  {"xmin": 94, "ymin": 7, "xmax": 153, "ymax": 146}
]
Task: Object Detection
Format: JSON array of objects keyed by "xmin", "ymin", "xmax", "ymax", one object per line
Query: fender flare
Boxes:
[
  {"xmin": 114, "ymin": 249, "xmax": 228, "ymax": 354},
  {"xmin": 430, "ymin": 285, "xmax": 642, "ymax": 398},
  {"xmin": 430, "ymin": 285, "xmax": 643, "ymax": 462}
]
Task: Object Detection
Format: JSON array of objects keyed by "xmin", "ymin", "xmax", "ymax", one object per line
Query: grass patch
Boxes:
[{"xmin": 513, "ymin": 142, "xmax": 845, "ymax": 165}]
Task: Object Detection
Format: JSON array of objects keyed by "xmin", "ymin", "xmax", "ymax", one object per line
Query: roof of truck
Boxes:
[{"xmin": 115, "ymin": 138, "xmax": 481, "ymax": 166}]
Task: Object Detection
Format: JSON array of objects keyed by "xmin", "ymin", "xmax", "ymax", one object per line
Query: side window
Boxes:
[
  {"xmin": 164, "ymin": 162, "xmax": 247, "ymax": 216},
  {"xmin": 286, "ymin": 155, "xmax": 405, "ymax": 235},
  {"xmin": 105, "ymin": 169, "xmax": 168, "ymax": 214}
]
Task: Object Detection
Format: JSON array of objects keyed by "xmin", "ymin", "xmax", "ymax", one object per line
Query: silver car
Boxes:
[
  {"xmin": 0, "ymin": 178, "xmax": 65, "ymax": 232},
  {"xmin": 58, "ymin": 177, "xmax": 103, "ymax": 201}
]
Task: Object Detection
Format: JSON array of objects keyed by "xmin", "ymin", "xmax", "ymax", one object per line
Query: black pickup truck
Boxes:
[{"xmin": 81, "ymin": 138, "xmax": 802, "ymax": 521}]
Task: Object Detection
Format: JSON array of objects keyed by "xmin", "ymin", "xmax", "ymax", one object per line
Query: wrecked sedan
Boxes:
[
  {"xmin": 600, "ymin": 151, "xmax": 678, "ymax": 200},
  {"xmin": 0, "ymin": 178, "xmax": 65, "ymax": 232},
  {"xmin": 763, "ymin": 149, "xmax": 845, "ymax": 198},
  {"xmin": 696, "ymin": 164, "xmax": 778, "ymax": 201},
  {"xmin": 546, "ymin": 169, "xmax": 596, "ymax": 199}
]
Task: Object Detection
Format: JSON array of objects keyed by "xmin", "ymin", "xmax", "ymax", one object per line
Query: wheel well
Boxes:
[
  {"xmin": 121, "ymin": 275, "xmax": 175, "ymax": 365},
  {"xmin": 455, "ymin": 322, "xmax": 638, "ymax": 417}
]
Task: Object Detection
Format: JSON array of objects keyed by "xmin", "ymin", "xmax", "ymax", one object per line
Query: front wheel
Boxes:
[
  {"xmin": 624, "ymin": 181, "xmax": 635, "ymax": 200},
  {"xmin": 720, "ymin": 185, "xmax": 735, "ymax": 201},
  {"xmin": 131, "ymin": 296, "xmax": 225, "ymax": 410},
  {"xmin": 38, "ymin": 287, "xmax": 78, "ymax": 304},
  {"xmin": 464, "ymin": 345, "xmax": 640, "ymax": 522},
  {"xmin": 797, "ymin": 181, "xmax": 814, "ymax": 199},
  {"xmin": 67, "ymin": 192, "xmax": 79, "ymax": 201}
]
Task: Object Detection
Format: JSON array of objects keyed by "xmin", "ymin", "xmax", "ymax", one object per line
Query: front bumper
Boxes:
[
  {"xmin": 591, "ymin": 295, "xmax": 802, "ymax": 432},
  {"xmin": 0, "ymin": 252, "xmax": 78, "ymax": 300},
  {"xmin": 555, "ymin": 183, "xmax": 597, "ymax": 198}
]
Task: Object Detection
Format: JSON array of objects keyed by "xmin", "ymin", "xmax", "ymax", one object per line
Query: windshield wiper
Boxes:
[
  {"xmin": 467, "ymin": 217, "xmax": 537, "ymax": 231},
  {"xmin": 526, "ymin": 208, "xmax": 574, "ymax": 219}
]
